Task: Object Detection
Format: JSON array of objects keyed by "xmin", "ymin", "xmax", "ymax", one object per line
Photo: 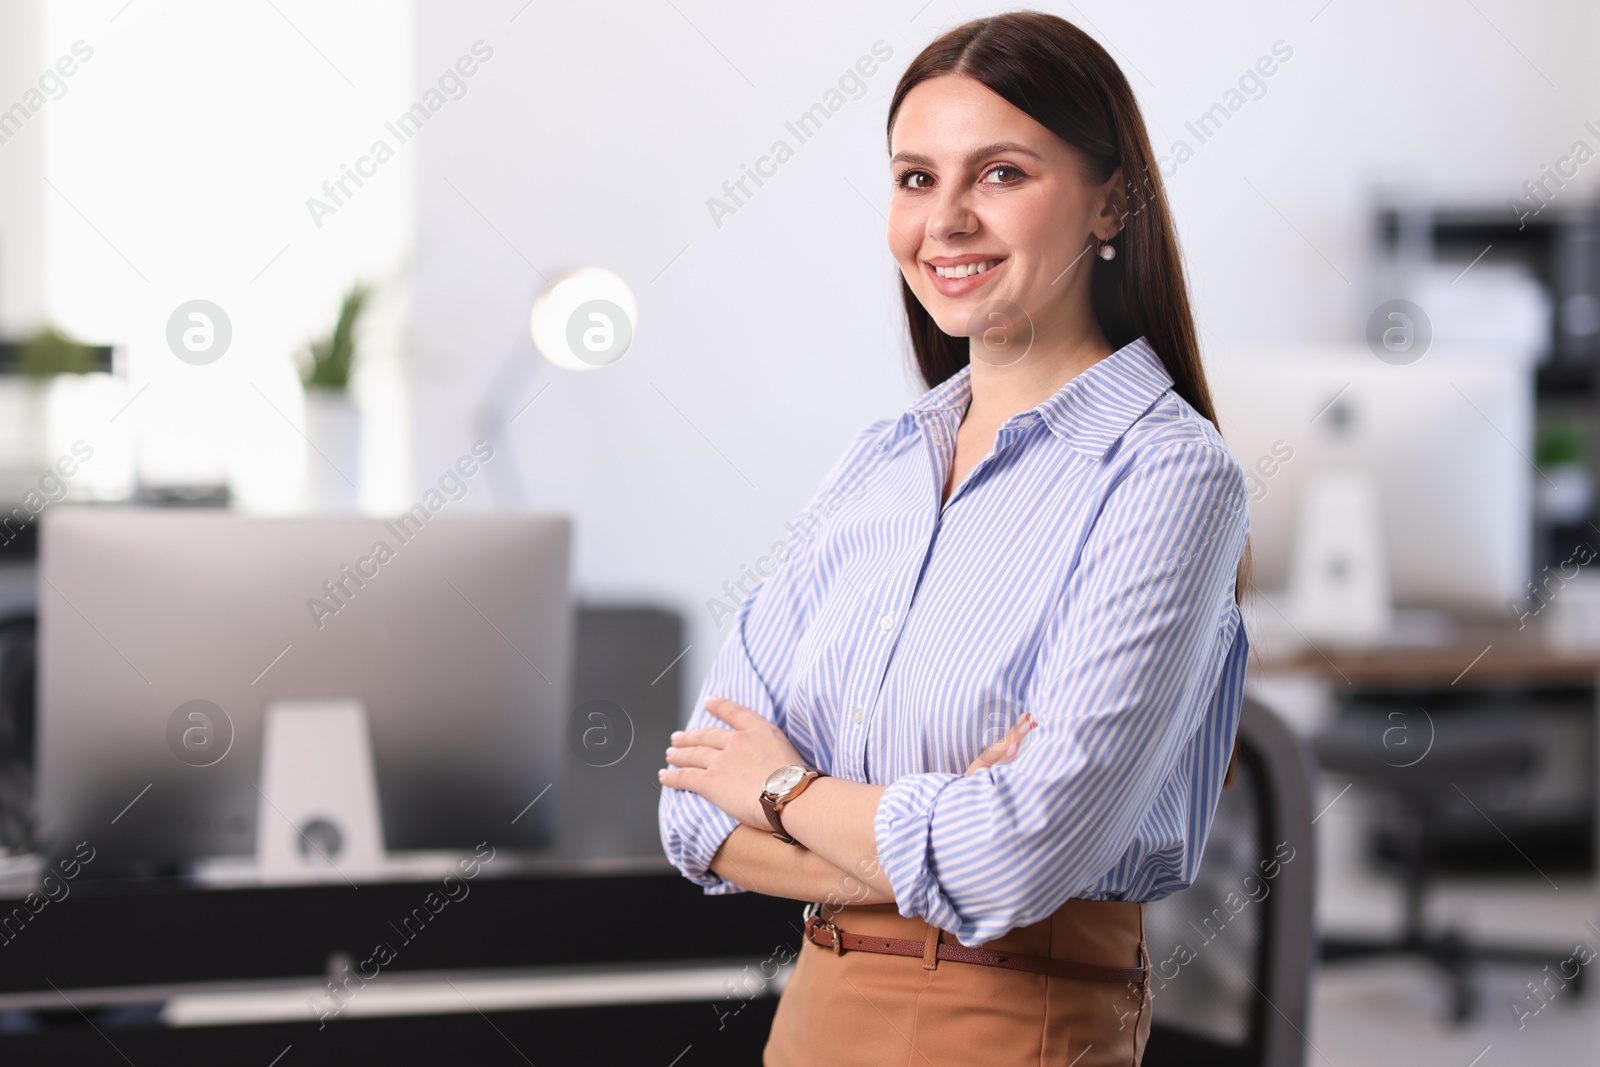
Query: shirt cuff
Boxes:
[
  {"xmin": 873, "ymin": 770, "xmax": 967, "ymax": 933},
  {"xmin": 659, "ymin": 788, "xmax": 747, "ymax": 895}
]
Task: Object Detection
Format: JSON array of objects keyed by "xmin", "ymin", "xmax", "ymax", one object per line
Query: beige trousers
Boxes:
[{"xmin": 764, "ymin": 897, "xmax": 1151, "ymax": 1067}]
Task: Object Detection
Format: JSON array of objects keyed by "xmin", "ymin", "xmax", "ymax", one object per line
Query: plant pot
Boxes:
[
  {"xmin": 0, "ymin": 379, "xmax": 48, "ymax": 502},
  {"xmin": 1537, "ymin": 462, "xmax": 1591, "ymax": 525},
  {"xmin": 302, "ymin": 388, "xmax": 361, "ymax": 512}
]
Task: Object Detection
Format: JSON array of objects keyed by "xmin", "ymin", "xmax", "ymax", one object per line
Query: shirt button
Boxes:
[
  {"xmin": 852, "ymin": 705, "xmax": 864, "ymax": 724},
  {"xmin": 879, "ymin": 613, "xmax": 895, "ymax": 632}
]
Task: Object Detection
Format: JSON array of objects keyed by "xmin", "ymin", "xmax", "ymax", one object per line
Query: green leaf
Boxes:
[
  {"xmin": 301, "ymin": 282, "xmax": 372, "ymax": 390},
  {"xmin": 1536, "ymin": 421, "xmax": 1586, "ymax": 468},
  {"xmin": 19, "ymin": 326, "xmax": 94, "ymax": 379}
]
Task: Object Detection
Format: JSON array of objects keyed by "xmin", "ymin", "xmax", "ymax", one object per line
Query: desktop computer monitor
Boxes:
[
  {"xmin": 35, "ymin": 509, "xmax": 572, "ymax": 874},
  {"xmin": 1207, "ymin": 345, "xmax": 1534, "ymax": 622}
]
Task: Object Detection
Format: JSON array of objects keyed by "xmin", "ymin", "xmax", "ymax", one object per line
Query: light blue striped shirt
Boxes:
[{"xmin": 658, "ymin": 336, "xmax": 1251, "ymax": 947}]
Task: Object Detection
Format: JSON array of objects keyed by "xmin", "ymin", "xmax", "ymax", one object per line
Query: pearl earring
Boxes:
[{"xmin": 1098, "ymin": 240, "xmax": 1116, "ymax": 261}]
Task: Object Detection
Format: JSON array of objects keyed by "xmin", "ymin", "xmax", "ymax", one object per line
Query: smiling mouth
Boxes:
[{"xmin": 930, "ymin": 259, "xmax": 1003, "ymax": 280}]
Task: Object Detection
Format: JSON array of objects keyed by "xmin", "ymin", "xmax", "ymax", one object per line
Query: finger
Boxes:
[
  {"xmin": 984, "ymin": 725, "xmax": 1024, "ymax": 757},
  {"xmin": 670, "ymin": 727, "xmax": 731, "ymax": 749},
  {"xmin": 664, "ymin": 744, "xmax": 714, "ymax": 770},
  {"xmin": 966, "ymin": 743, "xmax": 1006, "ymax": 775},
  {"xmin": 658, "ymin": 765, "xmax": 705, "ymax": 792},
  {"xmin": 966, "ymin": 748, "xmax": 1007, "ymax": 775},
  {"xmin": 966, "ymin": 724, "xmax": 1028, "ymax": 775},
  {"xmin": 993, "ymin": 715, "xmax": 1036, "ymax": 750},
  {"xmin": 705, "ymin": 697, "xmax": 762, "ymax": 728}
]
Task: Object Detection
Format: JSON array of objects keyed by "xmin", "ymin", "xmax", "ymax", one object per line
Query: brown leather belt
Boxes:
[{"xmin": 801, "ymin": 913, "xmax": 1147, "ymax": 985}]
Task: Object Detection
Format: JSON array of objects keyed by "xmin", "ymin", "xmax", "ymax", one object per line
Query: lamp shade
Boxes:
[{"xmin": 530, "ymin": 267, "xmax": 637, "ymax": 371}]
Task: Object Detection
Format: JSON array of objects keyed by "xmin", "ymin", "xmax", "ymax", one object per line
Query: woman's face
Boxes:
[{"xmin": 887, "ymin": 73, "xmax": 1119, "ymax": 347}]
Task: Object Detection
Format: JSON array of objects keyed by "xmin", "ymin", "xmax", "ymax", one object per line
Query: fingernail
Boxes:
[
  {"xmin": 670, "ymin": 731, "xmax": 683, "ymax": 740},
  {"xmin": 657, "ymin": 768, "xmax": 667, "ymax": 779},
  {"xmin": 1005, "ymin": 741, "xmax": 1018, "ymax": 759}
]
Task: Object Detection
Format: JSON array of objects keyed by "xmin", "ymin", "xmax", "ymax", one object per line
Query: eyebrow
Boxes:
[{"xmin": 889, "ymin": 141, "xmax": 1045, "ymax": 168}]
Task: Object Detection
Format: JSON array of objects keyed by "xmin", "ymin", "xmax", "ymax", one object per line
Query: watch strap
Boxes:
[{"xmin": 763, "ymin": 769, "xmax": 825, "ymax": 845}]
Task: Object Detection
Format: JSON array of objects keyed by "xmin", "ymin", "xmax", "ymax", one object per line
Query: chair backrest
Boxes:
[
  {"xmin": 561, "ymin": 604, "xmax": 687, "ymax": 861},
  {"xmin": 0, "ymin": 614, "xmax": 35, "ymax": 852},
  {"xmin": 1142, "ymin": 695, "xmax": 1317, "ymax": 1067}
]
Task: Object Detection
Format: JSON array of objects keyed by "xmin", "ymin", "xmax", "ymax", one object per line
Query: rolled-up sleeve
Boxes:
[
  {"xmin": 874, "ymin": 439, "xmax": 1250, "ymax": 944},
  {"xmin": 659, "ymin": 417, "xmax": 893, "ymax": 892}
]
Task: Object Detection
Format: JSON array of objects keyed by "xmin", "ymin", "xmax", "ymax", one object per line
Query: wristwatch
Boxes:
[{"xmin": 760, "ymin": 764, "xmax": 827, "ymax": 845}]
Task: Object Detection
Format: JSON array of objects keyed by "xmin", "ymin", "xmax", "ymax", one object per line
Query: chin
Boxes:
[
  {"xmin": 929, "ymin": 310, "xmax": 976, "ymax": 338},
  {"xmin": 919, "ymin": 297, "xmax": 987, "ymax": 340},
  {"xmin": 901, "ymin": 286, "xmax": 962, "ymax": 332}
]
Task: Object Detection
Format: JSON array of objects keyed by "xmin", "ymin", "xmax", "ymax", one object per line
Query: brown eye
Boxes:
[
  {"xmin": 986, "ymin": 165, "xmax": 1025, "ymax": 184},
  {"xmin": 895, "ymin": 169, "xmax": 933, "ymax": 191}
]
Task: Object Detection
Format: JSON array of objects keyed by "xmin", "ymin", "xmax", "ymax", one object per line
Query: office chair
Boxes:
[
  {"xmin": 561, "ymin": 604, "xmax": 688, "ymax": 862},
  {"xmin": 0, "ymin": 614, "xmax": 34, "ymax": 852},
  {"xmin": 1142, "ymin": 695, "xmax": 1318, "ymax": 1067},
  {"xmin": 1313, "ymin": 704, "xmax": 1583, "ymax": 1022}
]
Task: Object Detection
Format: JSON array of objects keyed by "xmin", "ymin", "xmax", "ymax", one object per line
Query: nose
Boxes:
[{"xmin": 925, "ymin": 184, "xmax": 978, "ymax": 244}]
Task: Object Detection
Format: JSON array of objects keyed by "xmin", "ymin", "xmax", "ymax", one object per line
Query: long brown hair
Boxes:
[{"xmin": 887, "ymin": 11, "xmax": 1251, "ymax": 604}]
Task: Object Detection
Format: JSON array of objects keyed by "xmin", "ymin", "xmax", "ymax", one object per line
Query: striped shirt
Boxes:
[{"xmin": 658, "ymin": 335, "xmax": 1252, "ymax": 947}]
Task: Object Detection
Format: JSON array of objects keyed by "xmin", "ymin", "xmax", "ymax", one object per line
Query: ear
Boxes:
[{"xmin": 1093, "ymin": 165, "xmax": 1130, "ymax": 239}]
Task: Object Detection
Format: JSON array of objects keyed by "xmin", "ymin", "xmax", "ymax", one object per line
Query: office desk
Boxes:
[
  {"xmin": 0, "ymin": 865, "xmax": 798, "ymax": 1066},
  {"xmin": 1252, "ymin": 625, "xmax": 1600, "ymax": 870},
  {"xmin": 1253, "ymin": 624, "xmax": 1600, "ymax": 688}
]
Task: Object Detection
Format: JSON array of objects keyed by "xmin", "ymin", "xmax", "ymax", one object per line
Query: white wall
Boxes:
[
  {"xmin": 0, "ymin": 0, "xmax": 46, "ymax": 334},
  {"xmin": 411, "ymin": 0, "xmax": 1600, "ymax": 714},
  {"xmin": 22, "ymin": 0, "xmax": 417, "ymax": 509}
]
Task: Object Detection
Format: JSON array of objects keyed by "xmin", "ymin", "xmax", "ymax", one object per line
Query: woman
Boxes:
[{"xmin": 658, "ymin": 11, "xmax": 1251, "ymax": 1066}]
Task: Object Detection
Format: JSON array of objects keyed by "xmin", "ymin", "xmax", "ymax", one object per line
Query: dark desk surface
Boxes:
[
  {"xmin": 0, "ymin": 867, "xmax": 798, "ymax": 1065},
  {"xmin": 0, "ymin": 867, "xmax": 798, "ymax": 997}
]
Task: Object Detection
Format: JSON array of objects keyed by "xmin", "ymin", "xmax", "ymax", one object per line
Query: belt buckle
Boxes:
[
  {"xmin": 823, "ymin": 920, "xmax": 842, "ymax": 955},
  {"xmin": 800, "ymin": 902, "xmax": 842, "ymax": 955}
]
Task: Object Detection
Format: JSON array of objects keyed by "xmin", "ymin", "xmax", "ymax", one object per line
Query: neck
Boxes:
[{"xmin": 963, "ymin": 315, "xmax": 1114, "ymax": 427}]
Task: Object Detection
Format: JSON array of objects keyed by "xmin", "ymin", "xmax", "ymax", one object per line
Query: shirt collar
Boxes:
[{"xmin": 894, "ymin": 335, "xmax": 1174, "ymax": 459}]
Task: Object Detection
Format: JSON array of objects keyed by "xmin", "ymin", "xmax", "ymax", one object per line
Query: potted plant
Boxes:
[
  {"xmin": 297, "ymin": 283, "xmax": 371, "ymax": 511},
  {"xmin": 19, "ymin": 326, "xmax": 97, "ymax": 379},
  {"xmin": 1535, "ymin": 419, "xmax": 1589, "ymax": 526},
  {"xmin": 0, "ymin": 327, "xmax": 96, "ymax": 501}
]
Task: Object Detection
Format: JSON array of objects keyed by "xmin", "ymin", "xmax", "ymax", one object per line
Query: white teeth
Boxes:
[{"xmin": 933, "ymin": 259, "xmax": 999, "ymax": 279}]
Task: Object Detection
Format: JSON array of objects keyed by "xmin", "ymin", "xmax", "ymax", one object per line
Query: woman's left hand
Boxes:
[{"xmin": 659, "ymin": 697, "xmax": 806, "ymax": 829}]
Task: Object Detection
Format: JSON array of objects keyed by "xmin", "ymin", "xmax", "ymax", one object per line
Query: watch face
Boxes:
[{"xmin": 764, "ymin": 764, "xmax": 806, "ymax": 794}]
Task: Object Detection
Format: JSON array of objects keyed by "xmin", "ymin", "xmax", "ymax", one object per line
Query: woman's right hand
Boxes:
[{"xmin": 964, "ymin": 712, "xmax": 1035, "ymax": 775}]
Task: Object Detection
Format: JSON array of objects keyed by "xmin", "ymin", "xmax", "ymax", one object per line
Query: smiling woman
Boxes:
[{"xmin": 658, "ymin": 12, "xmax": 1253, "ymax": 1067}]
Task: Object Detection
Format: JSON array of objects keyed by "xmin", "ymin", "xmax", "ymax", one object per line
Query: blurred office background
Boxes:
[{"xmin": 2, "ymin": 0, "xmax": 1600, "ymax": 1063}]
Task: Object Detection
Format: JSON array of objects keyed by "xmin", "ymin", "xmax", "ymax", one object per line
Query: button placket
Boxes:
[
  {"xmin": 858, "ymin": 514, "xmax": 940, "ymax": 778},
  {"xmin": 943, "ymin": 415, "xmax": 1037, "ymax": 513},
  {"xmin": 854, "ymin": 549, "xmax": 927, "ymax": 765},
  {"xmin": 850, "ymin": 405, "xmax": 970, "ymax": 771}
]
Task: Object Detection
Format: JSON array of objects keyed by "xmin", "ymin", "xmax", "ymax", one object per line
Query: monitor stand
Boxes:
[
  {"xmin": 255, "ymin": 698, "xmax": 387, "ymax": 884},
  {"xmin": 1287, "ymin": 468, "xmax": 1394, "ymax": 647}
]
